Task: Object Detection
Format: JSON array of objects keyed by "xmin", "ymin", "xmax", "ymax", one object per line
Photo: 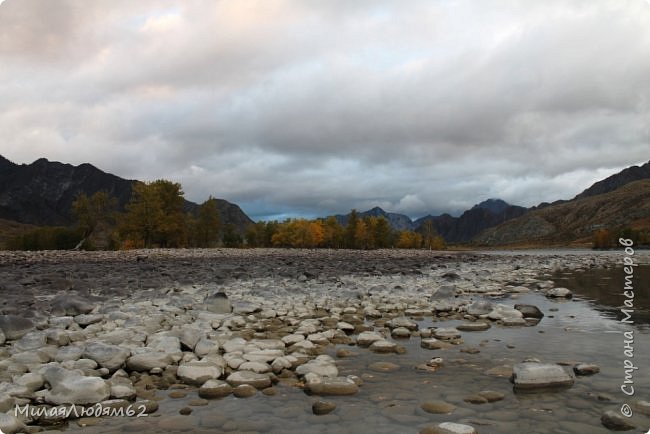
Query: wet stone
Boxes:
[
  {"xmin": 312, "ymin": 400, "xmax": 336, "ymax": 415},
  {"xmin": 601, "ymin": 410, "xmax": 636, "ymax": 431},
  {"xmin": 420, "ymin": 401, "xmax": 456, "ymax": 414}
]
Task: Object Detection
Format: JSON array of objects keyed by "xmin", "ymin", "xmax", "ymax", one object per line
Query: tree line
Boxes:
[{"xmin": 6, "ymin": 179, "xmax": 447, "ymax": 250}]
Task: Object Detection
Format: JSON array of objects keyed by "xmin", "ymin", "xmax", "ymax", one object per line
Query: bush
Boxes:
[{"xmin": 7, "ymin": 226, "xmax": 85, "ymax": 251}]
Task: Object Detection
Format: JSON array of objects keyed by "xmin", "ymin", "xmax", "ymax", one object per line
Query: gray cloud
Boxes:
[{"xmin": 1, "ymin": 0, "xmax": 649, "ymax": 220}]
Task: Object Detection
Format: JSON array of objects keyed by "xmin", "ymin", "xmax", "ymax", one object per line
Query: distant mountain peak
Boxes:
[
  {"xmin": 574, "ymin": 160, "xmax": 650, "ymax": 200},
  {"xmin": 472, "ymin": 198, "xmax": 511, "ymax": 214}
]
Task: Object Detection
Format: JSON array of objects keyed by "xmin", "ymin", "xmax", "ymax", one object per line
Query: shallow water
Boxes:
[{"xmin": 59, "ymin": 266, "xmax": 650, "ymax": 434}]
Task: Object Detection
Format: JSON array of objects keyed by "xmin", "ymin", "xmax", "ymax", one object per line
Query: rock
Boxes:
[
  {"xmin": 204, "ymin": 291, "xmax": 232, "ymax": 313},
  {"xmin": 51, "ymin": 294, "xmax": 96, "ymax": 316},
  {"xmin": 420, "ymin": 401, "xmax": 456, "ymax": 414},
  {"xmin": 226, "ymin": 371, "xmax": 272, "ymax": 389},
  {"xmin": 177, "ymin": 360, "xmax": 223, "ymax": 386},
  {"xmin": 514, "ymin": 304, "xmax": 544, "ymax": 319},
  {"xmin": 179, "ymin": 406, "xmax": 192, "ymax": 415},
  {"xmin": 456, "ymin": 322, "xmax": 490, "ymax": 331},
  {"xmin": 109, "ymin": 376, "xmax": 136, "ymax": 400},
  {"xmin": 337, "ymin": 322, "xmax": 355, "ymax": 333},
  {"xmin": 42, "ymin": 366, "xmax": 110, "ymax": 405},
  {"xmin": 198, "ymin": 379, "xmax": 232, "ymax": 399},
  {"xmin": 335, "ymin": 348, "xmax": 356, "ymax": 358},
  {"xmin": 0, "ymin": 413, "xmax": 24, "ymax": 434},
  {"xmin": 312, "ymin": 400, "xmax": 336, "ymax": 415},
  {"xmin": 304, "ymin": 374, "xmax": 359, "ymax": 396},
  {"xmin": 421, "ymin": 338, "xmax": 451, "ymax": 350},
  {"xmin": 477, "ymin": 390, "xmax": 505, "ymax": 402},
  {"xmin": 0, "ymin": 315, "xmax": 34, "ymax": 340},
  {"xmin": 83, "ymin": 342, "xmax": 130, "ymax": 372},
  {"xmin": 502, "ymin": 317, "xmax": 527, "ymax": 326},
  {"xmin": 296, "ymin": 356, "xmax": 339, "ymax": 378},
  {"xmin": 601, "ymin": 410, "xmax": 636, "ymax": 431},
  {"xmin": 74, "ymin": 313, "xmax": 103, "ymax": 327},
  {"xmin": 386, "ymin": 317, "xmax": 418, "ymax": 331},
  {"xmin": 178, "ymin": 327, "xmax": 204, "ymax": 351},
  {"xmin": 356, "ymin": 331, "xmax": 384, "ymax": 347},
  {"xmin": 573, "ymin": 363, "xmax": 600, "ymax": 376},
  {"xmin": 368, "ymin": 362, "xmax": 400, "ymax": 373},
  {"xmin": 466, "ymin": 300, "xmax": 494, "ymax": 316},
  {"xmin": 12, "ymin": 331, "xmax": 47, "ymax": 351},
  {"xmin": 239, "ymin": 361, "xmax": 272, "ymax": 373},
  {"xmin": 233, "ymin": 384, "xmax": 257, "ymax": 398},
  {"xmin": 369, "ymin": 340, "xmax": 397, "ymax": 353},
  {"xmin": 194, "ymin": 338, "xmax": 219, "ymax": 357},
  {"xmin": 463, "ymin": 394, "xmax": 488, "ymax": 404},
  {"xmin": 632, "ymin": 400, "xmax": 650, "ymax": 415},
  {"xmin": 421, "ymin": 422, "xmax": 478, "ymax": 434},
  {"xmin": 487, "ymin": 305, "xmax": 523, "ymax": 321},
  {"xmin": 432, "ymin": 328, "xmax": 461, "ymax": 340},
  {"xmin": 431, "ymin": 284, "xmax": 458, "ymax": 298},
  {"xmin": 546, "ymin": 287, "xmax": 573, "ymax": 298},
  {"xmin": 146, "ymin": 334, "xmax": 181, "ymax": 353},
  {"xmin": 0, "ymin": 329, "xmax": 5, "ymax": 345},
  {"xmin": 126, "ymin": 352, "xmax": 174, "ymax": 372},
  {"xmin": 511, "ymin": 362, "xmax": 575, "ymax": 391},
  {"xmin": 391, "ymin": 327, "xmax": 412, "ymax": 338}
]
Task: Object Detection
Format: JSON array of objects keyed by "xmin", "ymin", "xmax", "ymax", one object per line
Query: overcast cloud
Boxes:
[{"xmin": 1, "ymin": 0, "xmax": 649, "ymax": 220}]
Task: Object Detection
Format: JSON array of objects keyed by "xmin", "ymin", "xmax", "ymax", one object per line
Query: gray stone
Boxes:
[
  {"xmin": 432, "ymin": 328, "xmax": 461, "ymax": 340},
  {"xmin": 304, "ymin": 374, "xmax": 359, "ymax": 396},
  {"xmin": 0, "ymin": 315, "xmax": 35, "ymax": 340},
  {"xmin": 296, "ymin": 355, "xmax": 338, "ymax": 377},
  {"xmin": 42, "ymin": 366, "xmax": 110, "ymax": 405},
  {"xmin": 83, "ymin": 342, "xmax": 130, "ymax": 372},
  {"xmin": 177, "ymin": 360, "xmax": 224, "ymax": 385},
  {"xmin": 226, "ymin": 371, "xmax": 272, "ymax": 389},
  {"xmin": 573, "ymin": 363, "xmax": 600, "ymax": 376},
  {"xmin": 204, "ymin": 291, "xmax": 232, "ymax": 313},
  {"xmin": 126, "ymin": 352, "xmax": 174, "ymax": 372},
  {"xmin": 232, "ymin": 384, "xmax": 257, "ymax": 398},
  {"xmin": 546, "ymin": 287, "xmax": 573, "ymax": 298},
  {"xmin": 51, "ymin": 294, "xmax": 96, "ymax": 316},
  {"xmin": 108, "ymin": 376, "xmax": 136, "ymax": 400},
  {"xmin": 456, "ymin": 322, "xmax": 490, "ymax": 331},
  {"xmin": 356, "ymin": 331, "xmax": 384, "ymax": 347},
  {"xmin": 514, "ymin": 304, "xmax": 544, "ymax": 319},
  {"xmin": 198, "ymin": 379, "xmax": 232, "ymax": 399},
  {"xmin": 511, "ymin": 362, "xmax": 575, "ymax": 391},
  {"xmin": 0, "ymin": 413, "xmax": 24, "ymax": 434},
  {"xmin": 74, "ymin": 313, "xmax": 104, "ymax": 326},
  {"xmin": 420, "ymin": 401, "xmax": 456, "ymax": 414},
  {"xmin": 369, "ymin": 340, "xmax": 397, "ymax": 353},
  {"xmin": 466, "ymin": 300, "xmax": 493, "ymax": 316},
  {"xmin": 601, "ymin": 410, "xmax": 636, "ymax": 431}
]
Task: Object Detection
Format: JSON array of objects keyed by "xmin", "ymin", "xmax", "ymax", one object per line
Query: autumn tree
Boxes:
[
  {"xmin": 118, "ymin": 180, "xmax": 187, "ymax": 248},
  {"xmin": 592, "ymin": 228, "xmax": 612, "ymax": 249},
  {"xmin": 222, "ymin": 223, "xmax": 243, "ymax": 247},
  {"xmin": 421, "ymin": 219, "xmax": 446, "ymax": 250},
  {"xmin": 372, "ymin": 216, "xmax": 393, "ymax": 248},
  {"xmin": 322, "ymin": 216, "xmax": 344, "ymax": 248},
  {"xmin": 396, "ymin": 230, "xmax": 423, "ymax": 249}
]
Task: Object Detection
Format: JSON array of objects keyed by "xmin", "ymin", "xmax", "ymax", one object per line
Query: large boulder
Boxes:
[
  {"xmin": 83, "ymin": 342, "xmax": 130, "ymax": 372},
  {"xmin": 0, "ymin": 315, "xmax": 35, "ymax": 340},
  {"xmin": 42, "ymin": 366, "xmax": 110, "ymax": 405},
  {"xmin": 511, "ymin": 362, "xmax": 575, "ymax": 391}
]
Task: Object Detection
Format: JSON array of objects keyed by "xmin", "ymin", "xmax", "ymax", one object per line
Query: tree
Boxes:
[
  {"xmin": 222, "ymin": 223, "xmax": 243, "ymax": 247},
  {"xmin": 372, "ymin": 216, "xmax": 392, "ymax": 248},
  {"xmin": 345, "ymin": 209, "xmax": 359, "ymax": 248},
  {"xmin": 396, "ymin": 230, "xmax": 423, "ymax": 249},
  {"xmin": 421, "ymin": 219, "xmax": 446, "ymax": 250},
  {"xmin": 193, "ymin": 197, "xmax": 220, "ymax": 247},
  {"xmin": 118, "ymin": 180, "xmax": 187, "ymax": 248},
  {"xmin": 592, "ymin": 228, "xmax": 612, "ymax": 249},
  {"xmin": 72, "ymin": 190, "xmax": 118, "ymax": 249},
  {"xmin": 322, "ymin": 216, "xmax": 344, "ymax": 248},
  {"xmin": 355, "ymin": 219, "xmax": 369, "ymax": 249}
]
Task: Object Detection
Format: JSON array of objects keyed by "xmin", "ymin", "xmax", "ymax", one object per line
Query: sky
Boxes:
[{"xmin": 0, "ymin": 0, "xmax": 649, "ymax": 221}]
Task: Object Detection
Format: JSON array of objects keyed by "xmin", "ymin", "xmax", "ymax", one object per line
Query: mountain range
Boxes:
[
  {"xmin": 0, "ymin": 155, "xmax": 253, "ymax": 232},
  {"xmin": 1, "ymin": 155, "xmax": 648, "ymax": 247}
]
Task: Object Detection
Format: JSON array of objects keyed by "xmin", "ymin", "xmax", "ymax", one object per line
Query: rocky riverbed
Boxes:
[{"xmin": 0, "ymin": 249, "xmax": 649, "ymax": 433}]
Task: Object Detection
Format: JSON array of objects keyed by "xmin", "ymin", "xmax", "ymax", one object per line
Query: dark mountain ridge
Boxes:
[{"xmin": 0, "ymin": 156, "xmax": 253, "ymax": 232}]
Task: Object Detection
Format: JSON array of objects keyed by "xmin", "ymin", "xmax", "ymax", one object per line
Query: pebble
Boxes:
[{"xmin": 312, "ymin": 400, "xmax": 337, "ymax": 415}]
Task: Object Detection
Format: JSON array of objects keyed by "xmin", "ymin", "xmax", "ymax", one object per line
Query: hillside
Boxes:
[
  {"xmin": 474, "ymin": 179, "xmax": 650, "ymax": 246},
  {"xmin": 575, "ymin": 160, "xmax": 650, "ymax": 200},
  {"xmin": 0, "ymin": 156, "xmax": 253, "ymax": 233}
]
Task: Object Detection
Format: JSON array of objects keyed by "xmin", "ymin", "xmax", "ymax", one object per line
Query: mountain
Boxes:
[
  {"xmin": 415, "ymin": 199, "xmax": 527, "ymax": 243},
  {"xmin": 333, "ymin": 199, "xmax": 527, "ymax": 243},
  {"xmin": 0, "ymin": 156, "xmax": 253, "ymax": 232},
  {"xmin": 335, "ymin": 207, "xmax": 415, "ymax": 231},
  {"xmin": 475, "ymin": 179, "xmax": 650, "ymax": 246},
  {"xmin": 574, "ymin": 160, "xmax": 650, "ymax": 200}
]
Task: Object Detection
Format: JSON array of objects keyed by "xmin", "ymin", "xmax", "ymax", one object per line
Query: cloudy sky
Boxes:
[{"xmin": 1, "ymin": 0, "xmax": 649, "ymax": 220}]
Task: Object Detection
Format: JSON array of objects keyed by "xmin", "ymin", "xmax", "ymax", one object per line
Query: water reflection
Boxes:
[{"xmin": 553, "ymin": 265, "xmax": 650, "ymax": 327}]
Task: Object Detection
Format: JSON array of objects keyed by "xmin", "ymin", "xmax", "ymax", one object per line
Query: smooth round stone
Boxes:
[
  {"xmin": 369, "ymin": 340, "xmax": 397, "ymax": 353},
  {"xmin": 226, "ymin": 371, "xmax": 272, "ymax": 389},
  {"xmin": 601, "ymin": 410, "xmax": 636, "ymax": 431},
  {"xmin": 463, "ymin": 394, "xmax": 488, "ymax": 404},
  {"xmin": 305, "ymin": 376, "xmax": 359, "ymax": 396},
  {"xmin": 312, "ymin": 400, "xmax": 336, "ymax": 415},
  {"xmin": 188, "ymin": 398, "xmax": 208, "ymax": 406},
  {"xmin": 179, "ymin": 407, "xmax": 192, "ymax": 415},
  {"xmin": 168, "ymin": 390, "xmax": 187, "ymax": 399},
  {"xmin": 368, "ymin": 362, "xmax": 400, "ymax": 373},
  {"xmin": 456, "ymin": 322, "xmax": 490, "ymax": 332},
  {"xmin": 198, "ymin": 379, "xmax": 232, "ymax": 399},
  {"xmin": 420, "ymin": 422, "xmax": 478, "ymax": 434},
  {"xmin": 420, "ymin": 401, "xmax": 456, "ymax": 414},
  {"xmin": 546, "ymin": 287, "xmax": 573, "ymax": 298},
  {"xmin": 336, "ymin": 348, "xmax": 357, "ymax": 358},
  {"xmin": 514, "ymin": 304, "xmax": 544, "ymax": 319},
  {"xmin": 391, "ymin": 327, "xmax": 412, "ymax": 338},
  {"xmin": 233, "ymin": 384, "xmax": 257, "ymax": 398},
  {"xmin": 421, "ymin": 338, "xmax": 451, "ymax": 350},
  {"xmin": 573, "ymin": 363, "xmax": 600, "ymax": 376},
  {"xmin": 478, "ymin": 390, "xmax": 505, "ymax": 402}
]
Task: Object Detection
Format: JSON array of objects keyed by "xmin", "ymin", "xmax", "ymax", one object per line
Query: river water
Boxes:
[{"xmin": 59, "ymin": 264, "xmax": 650, "ymax": 434}]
